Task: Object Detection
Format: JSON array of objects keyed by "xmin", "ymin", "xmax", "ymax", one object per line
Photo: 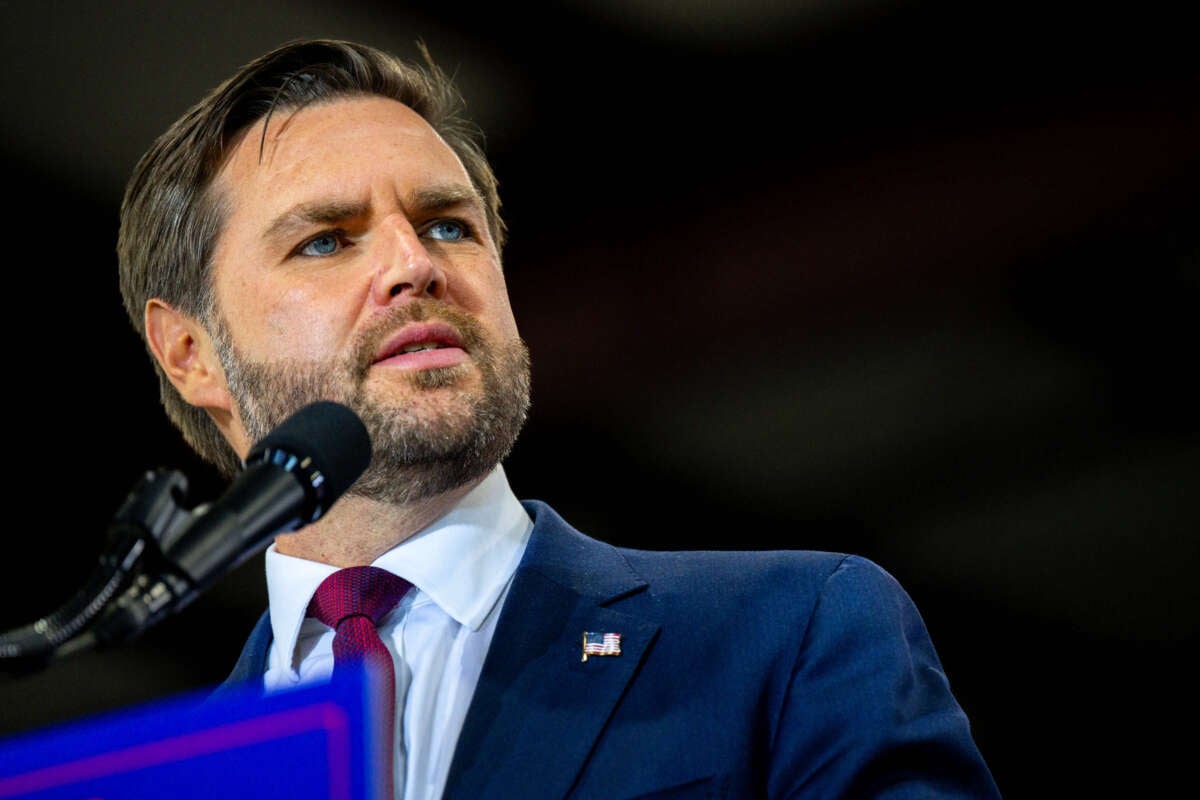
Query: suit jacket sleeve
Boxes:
[{"xmin": 769, "ymin": 554, "xmax": 999, "ymax": 798}]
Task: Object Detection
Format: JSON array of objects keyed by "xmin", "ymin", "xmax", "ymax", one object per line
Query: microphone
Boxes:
[
  {"xmin": 161, "ymin": 400, "xmax": 371, "ymax": 584},
  {"xmin": 94, "ymin": 400, "xmax": 372, "ymax": 645}
]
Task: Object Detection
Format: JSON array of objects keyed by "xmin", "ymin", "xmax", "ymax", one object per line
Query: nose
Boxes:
[{"xmin": 369, "ymin": 214, "xmax": 448, "ymax": 305}]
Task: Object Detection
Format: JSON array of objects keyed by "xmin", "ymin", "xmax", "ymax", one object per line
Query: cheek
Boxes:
[
  {"xmin": 477, "ymin": 271, "xmax": 521, "ymax": 340},
  {"xmin": 240, "ymin": 285, "xmax": 355, "ymax": 361},
  {"xmin": 493, "ymin": 298, "xmax": 521, "ymax": 343}
]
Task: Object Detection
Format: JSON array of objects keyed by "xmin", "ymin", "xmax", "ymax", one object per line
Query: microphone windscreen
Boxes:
[{"xmin": 247, "ymin": 400, "xmax": 372, "ymax": 509}]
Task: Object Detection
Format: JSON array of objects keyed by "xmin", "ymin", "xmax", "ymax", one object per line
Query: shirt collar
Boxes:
[{"xmin": 264, "ymin": 464, "xmax": 532, "ymax": 675}]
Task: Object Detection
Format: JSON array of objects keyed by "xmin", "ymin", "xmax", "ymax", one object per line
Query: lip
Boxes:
[{"xmin": 372, "ymin": 321, "xmax": 469, "ymax": 371}]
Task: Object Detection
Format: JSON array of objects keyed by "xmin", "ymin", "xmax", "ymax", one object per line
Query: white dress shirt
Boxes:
[{"xmin": 261, "ymin": 465, "xmax": 533, "ymax": 800}]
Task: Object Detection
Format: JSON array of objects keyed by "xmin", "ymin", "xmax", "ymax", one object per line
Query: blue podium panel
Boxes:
[{"xmin": 0, "ymin": 667, "xmax": 382, "ymax": 800}]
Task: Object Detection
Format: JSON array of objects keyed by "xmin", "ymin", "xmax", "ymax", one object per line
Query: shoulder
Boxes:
[{"xmin": 519, "ymin": 498, "xmax": 910, "ymax": 625}]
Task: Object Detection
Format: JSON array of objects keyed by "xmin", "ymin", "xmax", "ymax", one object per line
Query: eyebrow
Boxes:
[
  {"xmin": 261, "ymin": 184, "xmax": 484, "ymax": 245},
  {"xmin": 263, "ymin": 199, "xmax": 369, "ymax": 245},
  {"xmin": 409, "ymin": 184, "xmax": 485, "ymax": 215}
]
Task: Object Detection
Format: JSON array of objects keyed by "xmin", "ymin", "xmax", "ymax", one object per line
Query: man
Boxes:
[{"xmin": 117, "ymin": 38, "xmax": 1002, "ymax": 799}]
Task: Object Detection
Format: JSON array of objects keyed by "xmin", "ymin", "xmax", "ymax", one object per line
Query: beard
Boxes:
[{"xmin": 211, "ymin": 299, "xmax": 531, "ymax": 506}]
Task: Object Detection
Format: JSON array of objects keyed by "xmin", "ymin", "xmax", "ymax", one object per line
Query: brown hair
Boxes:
[{"xmin": 116, "ymin": 38, "xmax": 504, "ymax": 476}]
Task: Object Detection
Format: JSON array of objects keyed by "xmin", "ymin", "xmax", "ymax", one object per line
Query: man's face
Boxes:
[{"xmin": 207, "ymin": 96, "xmax": 529, "ymax": 504}]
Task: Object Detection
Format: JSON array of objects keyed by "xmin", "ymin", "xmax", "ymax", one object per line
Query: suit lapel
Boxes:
[{"xmin": 443, "ymin": 501, "xmax": 660, "ymax": 800}]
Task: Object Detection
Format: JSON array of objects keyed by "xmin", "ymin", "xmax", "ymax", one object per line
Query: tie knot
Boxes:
[{"xmin": 307, "ymin": 565, "xmax": 412, "ymax": 629}]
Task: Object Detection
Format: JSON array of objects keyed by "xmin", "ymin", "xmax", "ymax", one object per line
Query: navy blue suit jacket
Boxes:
[{"xmin": 215, "ymin": 500, "xmax": 1001, "ymax": 798}]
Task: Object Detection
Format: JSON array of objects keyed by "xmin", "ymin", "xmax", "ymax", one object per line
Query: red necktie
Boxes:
[{"xmin": 308, "ymin": 566, "xmax": 412, "ymax": 799}]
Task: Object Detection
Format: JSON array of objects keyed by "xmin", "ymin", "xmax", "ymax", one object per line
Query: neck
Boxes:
[{"xmin": 271, "ymin": 477, "xmax": 484, "ymax": 566}]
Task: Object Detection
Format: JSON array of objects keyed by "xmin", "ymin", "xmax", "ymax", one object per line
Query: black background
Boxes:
[{"xmin": 1, "ymin": 1, "xmax": 1197, "ymax": 796}]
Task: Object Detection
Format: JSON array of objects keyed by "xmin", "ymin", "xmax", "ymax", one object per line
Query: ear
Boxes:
[{"xmin": 144, "ymin": 298, "xmax": 233, "ymax": 413}]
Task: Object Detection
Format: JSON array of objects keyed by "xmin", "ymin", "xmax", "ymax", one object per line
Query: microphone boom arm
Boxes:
[
  {"xmin": 0, "ymin": 401, "xmax": 371, "ymax": 676},
  {"xmin": 0, "ymin": 468, "xmax": 194, "ymax": 673}
]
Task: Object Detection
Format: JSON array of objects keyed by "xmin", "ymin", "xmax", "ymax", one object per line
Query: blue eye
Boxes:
[
  {"xmin": 299, "ymin": 232, "xmax": 342, "ymax": 256},
  {"xmin": 425, "ymin": 220, "xmax": 469, "ymax": 241}
]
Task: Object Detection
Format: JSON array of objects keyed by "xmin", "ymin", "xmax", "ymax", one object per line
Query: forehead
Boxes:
[{"xmin": 215, "ymin": 95, "xmax": 472, "ymax": 219}]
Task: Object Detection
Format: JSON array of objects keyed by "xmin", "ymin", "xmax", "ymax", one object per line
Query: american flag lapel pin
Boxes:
[{"xmin": 581, "ymin": 631, "xmax": 622, "ymax": 662}]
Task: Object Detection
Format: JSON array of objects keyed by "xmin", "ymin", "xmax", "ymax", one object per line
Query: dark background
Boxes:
[{"xmin": 1, "ymin": 1, "xmax": 1197, "ymax": 796}]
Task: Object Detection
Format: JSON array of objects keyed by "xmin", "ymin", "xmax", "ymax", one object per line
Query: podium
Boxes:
[{"xmin": 0, "ymin": 667, "xmax": 384, "ymax": 800}]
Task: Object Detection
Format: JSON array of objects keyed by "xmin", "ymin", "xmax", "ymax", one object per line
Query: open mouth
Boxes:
[
  {"xmin": 397, "ymin": 341, "xmax": 450, "ymax": 353},
  {"xmin": 373, "ymin": 321, "xmax": 469, "ymax": 369}
]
